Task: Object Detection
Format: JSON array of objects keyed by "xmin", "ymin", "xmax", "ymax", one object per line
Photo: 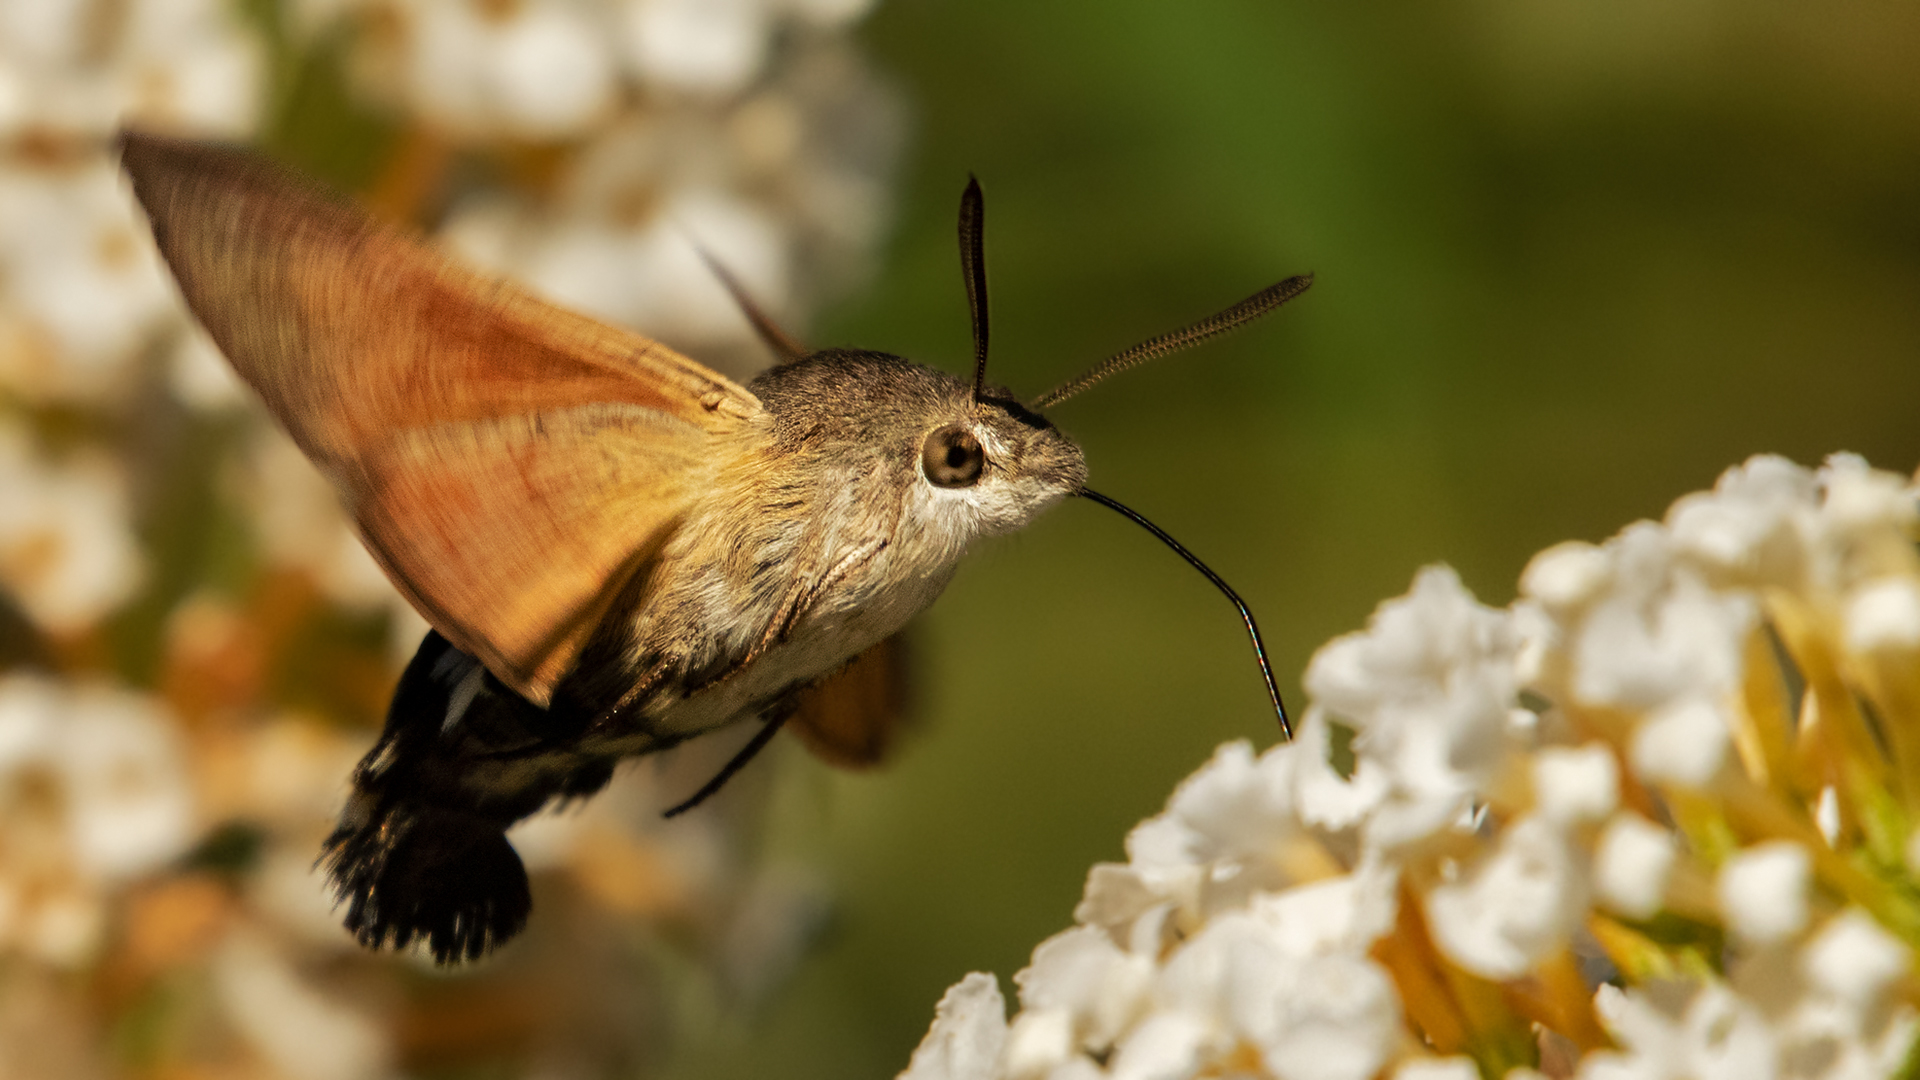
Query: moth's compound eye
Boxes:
[{"xmin": 922, "ymin": 424, "xmax": 985, "ymax": 488}]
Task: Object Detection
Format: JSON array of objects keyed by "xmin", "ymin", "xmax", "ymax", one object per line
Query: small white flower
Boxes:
[
  {"xmin": 1532, "ymin": 743, "xmax": 1619, "ymax": 825},
  {"xmin": 1002, "ymin": 1008, "xmax": 1073, "ymax": 1080},
  {"xmin": 1016, "ymin": 927, "xmax": 1151, "ymax": 1050},
  {"xmin": 406, "ymin": 0, "xmax": 617, "ymax": 139},
  {"xmin": 1718, "ymin": 842, "xmax": 1811, "ymax": 946},
  {"xmin": 899, "ymin": 973, "xmax": 1007, "ymax": 1080},
  {"xmin": 215, "ymin": 930, "xmax": 393, "ymax": 1080},
  {"xmin": 1520, "ymin": 541, "xmax": 1614, "ymax": 614},
  {"xmin": 1261, "ymin": 953, "xmax": 1400, "ymax": 1080},
  {"xmin": 1305, "ymin": 566, "xmax": 1520, "ymax": 849},
  {"xmin": 1592, "ymin": 813, "xmax": 1675, "ymax": 920},
  {"xmin": 0, "ymin": 428, "xmax": 144, "ymax": 632},
  {"xmin": 1818, "ymin": 453, "xmax": 1917, "ymax": 544},
  {"xmin": 622, "ymin": 0, "xmax": 771, "ymax": 95},
  {"xmin": 0, "ymin": 675, "xmax": 194, "ymax": 965},
  {"xmin": 1567, "ymin": 525, "xmax": 1755, "ymax": 714},
  {"xmin": 55, "ymin": 684, "xmax": 195, "ymax": 880},
  {"xmin": 1843, "ymin": 577, "xmax": 1920, "ymax": 655},
  {"xmin": 0, "ymin": 163, "xmax": 178, "ymax": 402},
  {"xmin": 1666, "ymin": 454, "xmax": 1815, "ymax": 585},
  {"xmin": 1628, "ymin": 695, "xmax": 1730, "ymax": 788},
  {"xmin": 1107, "ymin": 1011, "xmax": 1213, "ymax": 1080},
  {"xmin": 1426, "ymin": 815, "xmax": 1585, "ymax": 979},
  {"xmin": 1801, "ymin": 909, "xmax": 1909, "ymax": 1014}
]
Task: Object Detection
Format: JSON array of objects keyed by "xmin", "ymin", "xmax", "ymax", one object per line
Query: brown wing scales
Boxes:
[
  {"xmin": 789, "ymin": 633, "xmax": 913, "ymax": 768},
  {"xmin": 120, "ymin": 133, "xmax": 765, "ymax": 705}
]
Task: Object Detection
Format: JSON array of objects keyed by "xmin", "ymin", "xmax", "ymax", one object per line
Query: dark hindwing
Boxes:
[{"xmin": 788, "ymin": 632, "xmax": 914, "ymax": 768}]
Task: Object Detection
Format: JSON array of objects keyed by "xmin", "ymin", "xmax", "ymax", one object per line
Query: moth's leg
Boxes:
[{"xmin": 661, "ymin": 693, "xmax": 803, "ymax": 817}]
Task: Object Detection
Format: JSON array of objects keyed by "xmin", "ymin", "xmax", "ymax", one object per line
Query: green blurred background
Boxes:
[{"xmin": 654, "ymin": 2, "xmax": 1920, "ymax": 1077}]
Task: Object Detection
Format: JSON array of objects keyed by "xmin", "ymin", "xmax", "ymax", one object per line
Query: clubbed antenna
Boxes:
[
  {"xmin": 695, "ymin": 245, "xmax": 810, "ymax": 365},
  {"xmin": 958, "ymin": 176, "xmax": 990, "ymax": 400},
  {"xmin": 1077, "ymin": 488, "xmax": 1292, "ymax": 739},
  {"xmin": 1033, "ymin": 273, "xmax": 1313, "ymax": 410}
]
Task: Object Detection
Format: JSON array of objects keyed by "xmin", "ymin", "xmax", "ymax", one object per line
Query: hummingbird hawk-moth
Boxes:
[{"xmin": 120, "ymin": 133, "xmax": 1308, "ymax": 963}]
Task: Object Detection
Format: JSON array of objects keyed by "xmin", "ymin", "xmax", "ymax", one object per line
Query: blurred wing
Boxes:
[
  {"xmin": 121, "ymin": 133, "xmax": 765, "ymax": 706},
  {"xmin": 789, "ymin": 633, "xmax": 913, "ymax": 768}
]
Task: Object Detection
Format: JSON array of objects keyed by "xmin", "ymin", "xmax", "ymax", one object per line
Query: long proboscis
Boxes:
[
  {"xmin": 1032, "ymin": 273, "xmax": 1313, "ymax": 410},
  {"xmin": 1078, "ymin": 488, "xmax": 1292, "ymax": 739}
]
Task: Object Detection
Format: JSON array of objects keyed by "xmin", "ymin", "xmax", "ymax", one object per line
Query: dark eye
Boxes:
[{"xmin": 921, "ymin": 423, "xmax": 985, "ymax": 488}]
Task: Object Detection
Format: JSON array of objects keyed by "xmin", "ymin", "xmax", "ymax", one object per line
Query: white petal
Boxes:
[
  {"xmin": 899, "ymin": 973, "xmax": 1008, "ymax": 1080},
  {"xmin": 1016, "ymin": 927, "xmax": 1150, "ymax": 1048},
  {"xmin": 1844, "ymin": 578, "xmax": 1920, "ymax": 655},
  {"xmin": 1426, "ymin": 815, "xmax": 1585, "ymax": 979},
  {"xmin": 1628, "ymin": 696, "xmax": 1729, "ymax": 788},
  {"xmin": 1262, "ymin": 954, "xmax": 1400, "ymax": 1080},
  {"xmin": 1532, "ymin": 743, "xmax": 1619, "ymax": 825},
  {"xmin": 1592, "ymin": 813, "xmax": 1675, "ymax": 920},
  {"xmin": 1003, "ymin": 1009, "xmax": 1073, "ymax": 1080},
  {"xmin": 1108, "ymin": 1011, "xmax": 1214, "ymax": 1080},
  {"xmin": 1718, "ymin": 842, "xmax": 1811, "ymax": 945},
  {"xmin": 1679, "ymin": 983, "xmax": 1776, "ymax": 1080},
  {"xmin": 1801, "ymin": 909, "xmax": 1909, "ymax": 1013},
  {"xmin": 1520, "ymin": 541, "xmax": 1613, "ymax": 613}
]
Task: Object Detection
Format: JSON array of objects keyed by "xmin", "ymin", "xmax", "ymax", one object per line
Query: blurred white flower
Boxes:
[
  {"xmin": 0, "ymin": 674, "xmax": 194, "ymax": 965},
  {"xmin": 0, "ymin": 421, "xmax": 143, "ymax": 632},
  {"xmin": 0, "ymin": 162, "xmax": 177, "ymax": 402},
  {"xmin": 622, "ymin": 0, "xmax": 770, "ymax": 95},
  {"xmin": 404, "ymin": 0, "xmax": 618, "ymax": 139},
  {"xmin": 214, "ymin": 929, "xmax": 393, "ymax": 1080},
  {"xmin": 1717, "ymin": 841, "xmax": 1811, "ymax": 946},
  {"xmin": 1591, "ymin": 813, "xmax": 1674, "ymax": 920}
]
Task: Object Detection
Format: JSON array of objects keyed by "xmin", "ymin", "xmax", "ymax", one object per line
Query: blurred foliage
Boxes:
[{"xmin": 670, "ymin": 3, "xmax": 1920, "ymax": 1078}]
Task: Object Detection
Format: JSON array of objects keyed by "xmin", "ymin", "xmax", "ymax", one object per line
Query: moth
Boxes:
[{"xmin": 121, "ymin": 133, "xmax": 1309, "ymax": 963}]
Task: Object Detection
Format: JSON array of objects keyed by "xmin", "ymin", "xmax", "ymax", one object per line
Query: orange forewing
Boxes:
[
  {"xmin": 121, "ymin": 134, "xmax": 764, "ymax": 705},
  {"xmin": 788, "ymin": 633, "xmax": 913, "ymax": 768}
]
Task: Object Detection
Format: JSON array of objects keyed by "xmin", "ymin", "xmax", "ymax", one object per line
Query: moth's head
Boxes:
[{"xmin": 749, "ymin": 351, "xmax": 1086, "ymax": 544}]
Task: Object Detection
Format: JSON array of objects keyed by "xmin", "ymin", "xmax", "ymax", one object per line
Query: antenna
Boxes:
[
  {"xmin": 1077, "ymin": 488, "xmax": 1291, "ymax": 739},
  {"xmin": 694, "ymin": 245, "xmax": 810, "ymax": 364},
  {"xmin": 1033, "ymin": 274, "xmax": 1312, "ymax": 410},
  {"xmin": 958, "ymin": 176, "xmax": 990, "ymax": 401}
]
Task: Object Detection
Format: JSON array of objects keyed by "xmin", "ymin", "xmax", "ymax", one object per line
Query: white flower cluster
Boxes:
[{"xmin": 901, "ymin": 454, "xmax": 1920, "ymax": 1080}]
